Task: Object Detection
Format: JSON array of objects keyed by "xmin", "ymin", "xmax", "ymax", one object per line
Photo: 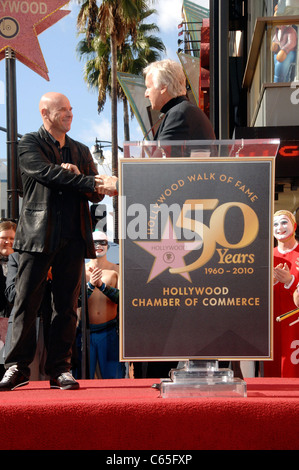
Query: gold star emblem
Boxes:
[{"xmin": 135, "ymin": 218, "xmax": 202, "ymax": 283}]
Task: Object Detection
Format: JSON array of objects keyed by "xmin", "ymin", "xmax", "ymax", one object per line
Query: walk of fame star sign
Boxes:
[
  {"xmin": 119, "ymin": 141, "xmax": 277, "ymax": 362},
  {"xmin": 0, "ymin": 1, "xmax": 70, "ymax": 80}
]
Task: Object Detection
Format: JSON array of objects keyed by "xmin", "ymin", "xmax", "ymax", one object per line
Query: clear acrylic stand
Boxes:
[{"xmin": 159, "ymin": 360, "xmax": 247, "ymax": 398}]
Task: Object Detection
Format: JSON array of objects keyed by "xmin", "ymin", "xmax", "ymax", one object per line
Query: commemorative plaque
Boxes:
[
  {"xmin": 119, "ymin": 140, "xmax": 279, "ymax": 397},
  {"xmin": 0, "ymin": 1, "xmax": 70, "ymax": 80}
]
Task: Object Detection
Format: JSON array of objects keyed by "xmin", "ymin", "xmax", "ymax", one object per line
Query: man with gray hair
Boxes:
[
  {"xmin": 130, "ymin": 60, "xmax": 215, "ymax": 379},
  {"xmin": 144, "ymin": 59, "xmax": 215, "ymax": 141},
  {"xmin": 96, "ymin": 59, "xmax": 215, "ymax": 196}
]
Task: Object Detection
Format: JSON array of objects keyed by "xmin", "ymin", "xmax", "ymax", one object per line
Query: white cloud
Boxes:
[
  {"xmin": 62, "ymin": 1, "xmax": 77, "ymax": 11},
  {"xmin": 130, "ymin": 123, "xmax": 144, "ymax": 141},
  {"xmin": 78, "ymin": 117, "xmax": 112, "ymax": 145},
  {"xmin": 154, "ymin": 0, "xmax": 183, "ymax": 33},
  {"xmin": 154, "ymin": 0, "xmax": 210, "ymax": 33}
]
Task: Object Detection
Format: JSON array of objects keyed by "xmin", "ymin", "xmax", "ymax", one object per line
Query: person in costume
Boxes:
[
  {"xmin": 264, "ymin": 210, "xmax": 299, "ymax": 377},
  {"xmin": 76, "ymin": 231, "xmax": 125, "ymax": 379}
]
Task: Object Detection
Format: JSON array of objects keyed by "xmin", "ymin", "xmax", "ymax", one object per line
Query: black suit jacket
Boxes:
[
  {"xmin": 154, "ymin": 96, "xmax": 216, "ymax": 141},
  {"xmin": 14, "ymin": 126, "xmax": 103, "ymax": 258}
]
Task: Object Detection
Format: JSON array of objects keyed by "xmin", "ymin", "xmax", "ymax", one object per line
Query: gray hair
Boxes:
[{"xmin": 143, "ymin": 59, "xmax": 187, "ymax": 98}]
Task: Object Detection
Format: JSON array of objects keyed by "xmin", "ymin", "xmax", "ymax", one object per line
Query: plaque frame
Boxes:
[{"xmin": 119, "ymin": 139, "xmax": 279, "ymax": 365}]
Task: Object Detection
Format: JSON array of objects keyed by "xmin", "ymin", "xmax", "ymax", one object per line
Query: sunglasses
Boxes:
[{"xmin": 94, "ymin": 240, "xmax": 108, "ymax": 247}]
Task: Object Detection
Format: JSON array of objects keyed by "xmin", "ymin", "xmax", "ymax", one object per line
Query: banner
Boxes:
[
  {"xmin": 178, "ymin": 53, "xmax": 200, "ymax": 105},
  {"xmin": 181, "ymin": 0, "xmax": 209, "ymax": 58},
  {"xmin": 120, "ymin": 150, "xmax": 276, "ymax": 361},
  {"xmin": 117, "ymin": 72, "xmax": 161, "ymax": 140}
]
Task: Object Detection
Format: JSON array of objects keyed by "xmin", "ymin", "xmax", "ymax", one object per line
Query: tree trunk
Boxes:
[
  {"xmin": 110, "ymin": 33, "xmax": 119, "ymax": 243},
  {"xmin": 123, "ymin": 96, "xmax": 130, "ymax": 142}
]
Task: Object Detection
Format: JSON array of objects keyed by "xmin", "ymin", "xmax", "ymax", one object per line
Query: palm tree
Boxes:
[
  {"xmin": 77, "ymin": 0, "xmax": 148, "ymax": 176},
  {"xmin": 76, "ymin": 8, "xmax": 165, "ymax": 140},
  {"xmin": 76, "ymin": 34, "xmax": 110, "ymax": 114},
  {"xmin": 117, "ymin": 11, "xmax": 165, "ymax": 140},
  {"xmin": 77, "ymin": 1, "xmax": 151, "ymax": 242}
]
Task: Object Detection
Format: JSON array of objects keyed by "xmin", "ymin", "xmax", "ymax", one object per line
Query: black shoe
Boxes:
[
  {"xmin": 50, "ymin": 372, "xmax": 79, "ymax": 390},
  {"xmin": 0, "ymin": 365, "xmax": 29, "ymax": 391}
]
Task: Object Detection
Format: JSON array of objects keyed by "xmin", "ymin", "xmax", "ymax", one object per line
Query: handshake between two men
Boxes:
[
  {"xmin": 95, "ymin": 174, "xmax": 118, "ymax": 197},
  {"xmin": 61, "ymin": 163, "xmax": 118, "ymax": 197}
]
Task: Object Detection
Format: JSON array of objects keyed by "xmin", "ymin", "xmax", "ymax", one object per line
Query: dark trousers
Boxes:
[{"xmin": 5, "ymin": 238, "xmax": 85, "ymax": 378}]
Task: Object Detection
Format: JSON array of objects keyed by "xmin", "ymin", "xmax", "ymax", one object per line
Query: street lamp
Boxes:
[
  {"xmin": 92, "ymin": 138, "xmax": 123, "ymax": 244},
  {"xmin": 0, "ymin": 125, "xmax": 23, "ymax": 219},
  {"xmin": 92, "ymin": 138, "xmax": 123, "ymax": 164},
  {"xmin": 0, "ymin": 126, "xmax": 22, "ymax": 139}
]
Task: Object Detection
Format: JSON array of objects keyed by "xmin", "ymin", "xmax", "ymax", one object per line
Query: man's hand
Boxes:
[
  {"xmin": 88, "ymin": 267, "xmax": 103, "ymax": 288},
  {"xmin": 61, "ymin": 163, "xmax": 80, "ymax": 175},
  {"xmin": 276, "ymin": 49, "xmax": 287, "ymax": 63},
  {"xmin": 95, "ymin": 174, "xmax": 118, "ymax": 196},
  {"xmin": 274, "ymin": 263, "xmax": 293, "ymax": 285}
]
